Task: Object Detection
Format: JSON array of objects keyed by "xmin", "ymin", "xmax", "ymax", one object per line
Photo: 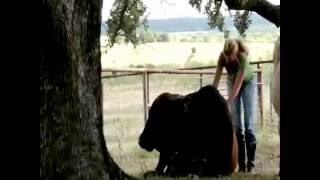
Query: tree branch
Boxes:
[
  {"xmin": 110, "ymin": 0, "xmax": 129, "ymax": 46},
  {"xmin": 224, "ymin": 0, "xmax": 280, "ymax": 27}
]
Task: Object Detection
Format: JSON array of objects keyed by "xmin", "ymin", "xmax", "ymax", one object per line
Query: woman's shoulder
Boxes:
[
  {"xmin": 217, "ymin": 52, "xmax": 225, "ymax": 65},
  {"xmin": 219, "ymin": 51, "xmax": 224, "ymax": 58},
  {"xmin": 238, "ymin": 52, "xmax": 249, "ymax": 61}
]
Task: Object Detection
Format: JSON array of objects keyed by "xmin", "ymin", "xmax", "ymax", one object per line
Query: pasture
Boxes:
[
  {"xmin": 100, "ymin": 30, "xmax": 279, "ymax": 69},
  {"xmin": 101, "ymin": 42, "xmax": 276, "ymax": 69},
  {"xmin": 101, "ymin": 36, "xmax": 280, "ymax": 179},
  {"xmin": 102, "ymin": 75, "xmax": 279, "ymax": 179}
]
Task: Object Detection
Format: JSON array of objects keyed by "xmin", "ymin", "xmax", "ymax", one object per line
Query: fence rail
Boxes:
[{"xmin": 101, "ymin": 60, "xmax": 274, "ymax": 129}]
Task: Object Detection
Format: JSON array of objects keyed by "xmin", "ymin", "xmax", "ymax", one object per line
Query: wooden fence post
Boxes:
[
  {"xmin": 270, "ymin": 65, "xmax": 274, "ymax": 124},
  {"xmin": 142, "ymin": 72, "xmax": 149, "ymax": 123},
  {"xmin": 257, "ymin": 64, "xmax": 265, "ymax": 129},
  {"xmin": 270, "ymin": 82, "xmax": 273, "ymax": 120},
  {"xmin": 101, "ymin": 80, "xmax": 104, "ymax": 119},
  {"xmin": 199, "ymin": 73, "xmax": 203, "ymax": 88},
  {"xmin": 146, "ymin": 73, "xmax": 150, "ymax": 113}
]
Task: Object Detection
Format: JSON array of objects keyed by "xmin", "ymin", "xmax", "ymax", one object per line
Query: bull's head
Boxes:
[
  {"xmin": 139, "ymin": 93, "xmax": 185, "ymax": 152},
  {"xmin": 138, "ymin": 112, "xmax": 160, "ymax": 152},
  {"xmin": 139, "ymin": 93, "xmax": 169, "ymax": 152}
]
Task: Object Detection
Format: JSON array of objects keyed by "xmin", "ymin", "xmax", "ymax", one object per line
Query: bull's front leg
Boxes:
[
  {"xmin": 143, "ymin": 151, "xmax": 170, "ymax": 178},
  {"xmin": 155, "ymin": 152, "xmax": 170, "ymax": 175}
]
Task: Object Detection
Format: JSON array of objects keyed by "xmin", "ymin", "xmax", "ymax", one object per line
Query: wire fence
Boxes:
[
  {"xmin": 102, "ymin": 69, "xmax": 278, "ymax": 132},
  {"xmin": 101, "ymin": 62, "xmax": 279, "ymax": 176}
]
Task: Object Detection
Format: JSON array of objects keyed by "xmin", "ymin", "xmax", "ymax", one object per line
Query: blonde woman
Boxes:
[{"xmin": 213, "ymin": 39, "xmax": 257, "ymax": 173}]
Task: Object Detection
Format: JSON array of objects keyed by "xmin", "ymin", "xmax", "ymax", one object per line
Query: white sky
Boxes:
[{"xmin": 102, "ymin": 0, "xmax": 280, "ymax": 21}]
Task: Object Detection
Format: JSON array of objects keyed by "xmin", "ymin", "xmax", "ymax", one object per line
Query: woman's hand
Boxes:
[{"xmin": 227, "ymin": 96, "xmax": 234, "ymax": 104}]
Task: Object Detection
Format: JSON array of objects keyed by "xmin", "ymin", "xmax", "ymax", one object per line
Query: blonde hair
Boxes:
[{"xmin": 223, "ymin": 38, "xmax": 249, "ymax": 56}]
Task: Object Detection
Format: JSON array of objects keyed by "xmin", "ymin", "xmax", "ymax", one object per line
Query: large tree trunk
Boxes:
[{"xmin": 40, "ymin": 0, "xmax": 130, "ymax": 179}]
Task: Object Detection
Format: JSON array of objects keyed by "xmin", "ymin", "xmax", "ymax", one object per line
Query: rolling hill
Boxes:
[{"xmin": 101, "ymin": 13, "xmax": 279, "ymax": 34}]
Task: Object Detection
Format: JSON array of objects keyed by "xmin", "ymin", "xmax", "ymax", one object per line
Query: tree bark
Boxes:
[
  {"xmin": 224, "ymin": 0, "xmax": 280, "ymax": 27},
  {"xmin": 40, "ymin": 0, "xmax": 130, "ymax": 179}
]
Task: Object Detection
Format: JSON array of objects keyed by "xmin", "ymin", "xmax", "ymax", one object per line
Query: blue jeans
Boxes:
[{"xmin": 227, "ymin": 76, "xmax": 257, "ymax": 145}]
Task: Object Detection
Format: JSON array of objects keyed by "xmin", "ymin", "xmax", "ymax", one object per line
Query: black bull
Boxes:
[{"xmin": 139, "ymin": 85, "xmax": 238, "ymax": 177}]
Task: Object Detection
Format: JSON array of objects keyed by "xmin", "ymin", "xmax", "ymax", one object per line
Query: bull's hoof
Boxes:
[{"xmin": 188, "ymin": 174, "xmax": 200, "ymax": 180}]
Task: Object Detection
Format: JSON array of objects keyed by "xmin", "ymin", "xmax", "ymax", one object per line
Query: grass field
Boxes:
[
  {"xmin": 102, "ymin": 74, "xmax": 279, "ymax": 179},
  {"xmin": 101, "ymin": 42, "xmax": 276, "ymax": 69},
  {"xmin": 100, "ymin": 29, "xmax": 279, "ymax": 69},
  {"xmin": 101, "ymin": 32, "xmax": 280, "ymax": 179}
]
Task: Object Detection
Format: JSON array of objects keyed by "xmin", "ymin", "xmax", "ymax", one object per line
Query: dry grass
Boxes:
[
  {"xmin": 102, "ymin": 78, "xmax": 279, "ymax": 180},
  {"xmin": 102, "ymin": 40, "xmax": 279, "ymax": 179},
  {"xmin": 101, "ymin": 42, "xmax": 275, "ymax": 69}
]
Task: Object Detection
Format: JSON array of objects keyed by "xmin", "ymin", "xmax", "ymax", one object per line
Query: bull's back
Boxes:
[
  {"xmin": 185, "ymin": 85, "xmax": 236, "ymax": 176},
  {"xmin": 140, "ymin": 86, "xmax": 237, "ymax": 177}
]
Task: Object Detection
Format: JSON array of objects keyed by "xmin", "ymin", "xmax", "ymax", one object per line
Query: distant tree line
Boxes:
[
  {"xmin": 138, "ymin": 32, "xmax": 170, "ymax": 43},
  {"xmin": 134, "ymin": 30, "xmax": 279, "ymax": 44}
]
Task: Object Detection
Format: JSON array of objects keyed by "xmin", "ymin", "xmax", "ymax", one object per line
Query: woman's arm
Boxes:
[
  {"xmin": 228, "ymin": 53, "xmax": 248, "ymax": 101},
  {"xmin": 213, "ymin": 53, "xmax": 224, "ymax": 88},
  {"xmin": 213, "ymin": 66, "xmax": 223, "ymax": 88},
  {"xmin": 229, "ymin": 70, "xmax": 245, "ymax": 100}
]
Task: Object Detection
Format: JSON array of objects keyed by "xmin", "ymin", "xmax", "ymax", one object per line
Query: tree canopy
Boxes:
[{"xmin": 106, "ymin": 0, "xmax": 280, "ymax": 47}]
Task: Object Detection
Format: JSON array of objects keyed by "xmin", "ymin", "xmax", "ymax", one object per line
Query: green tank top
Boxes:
[{"xmin": 218, "ymin": 52, "xmax": 253, "ymax": 83}]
